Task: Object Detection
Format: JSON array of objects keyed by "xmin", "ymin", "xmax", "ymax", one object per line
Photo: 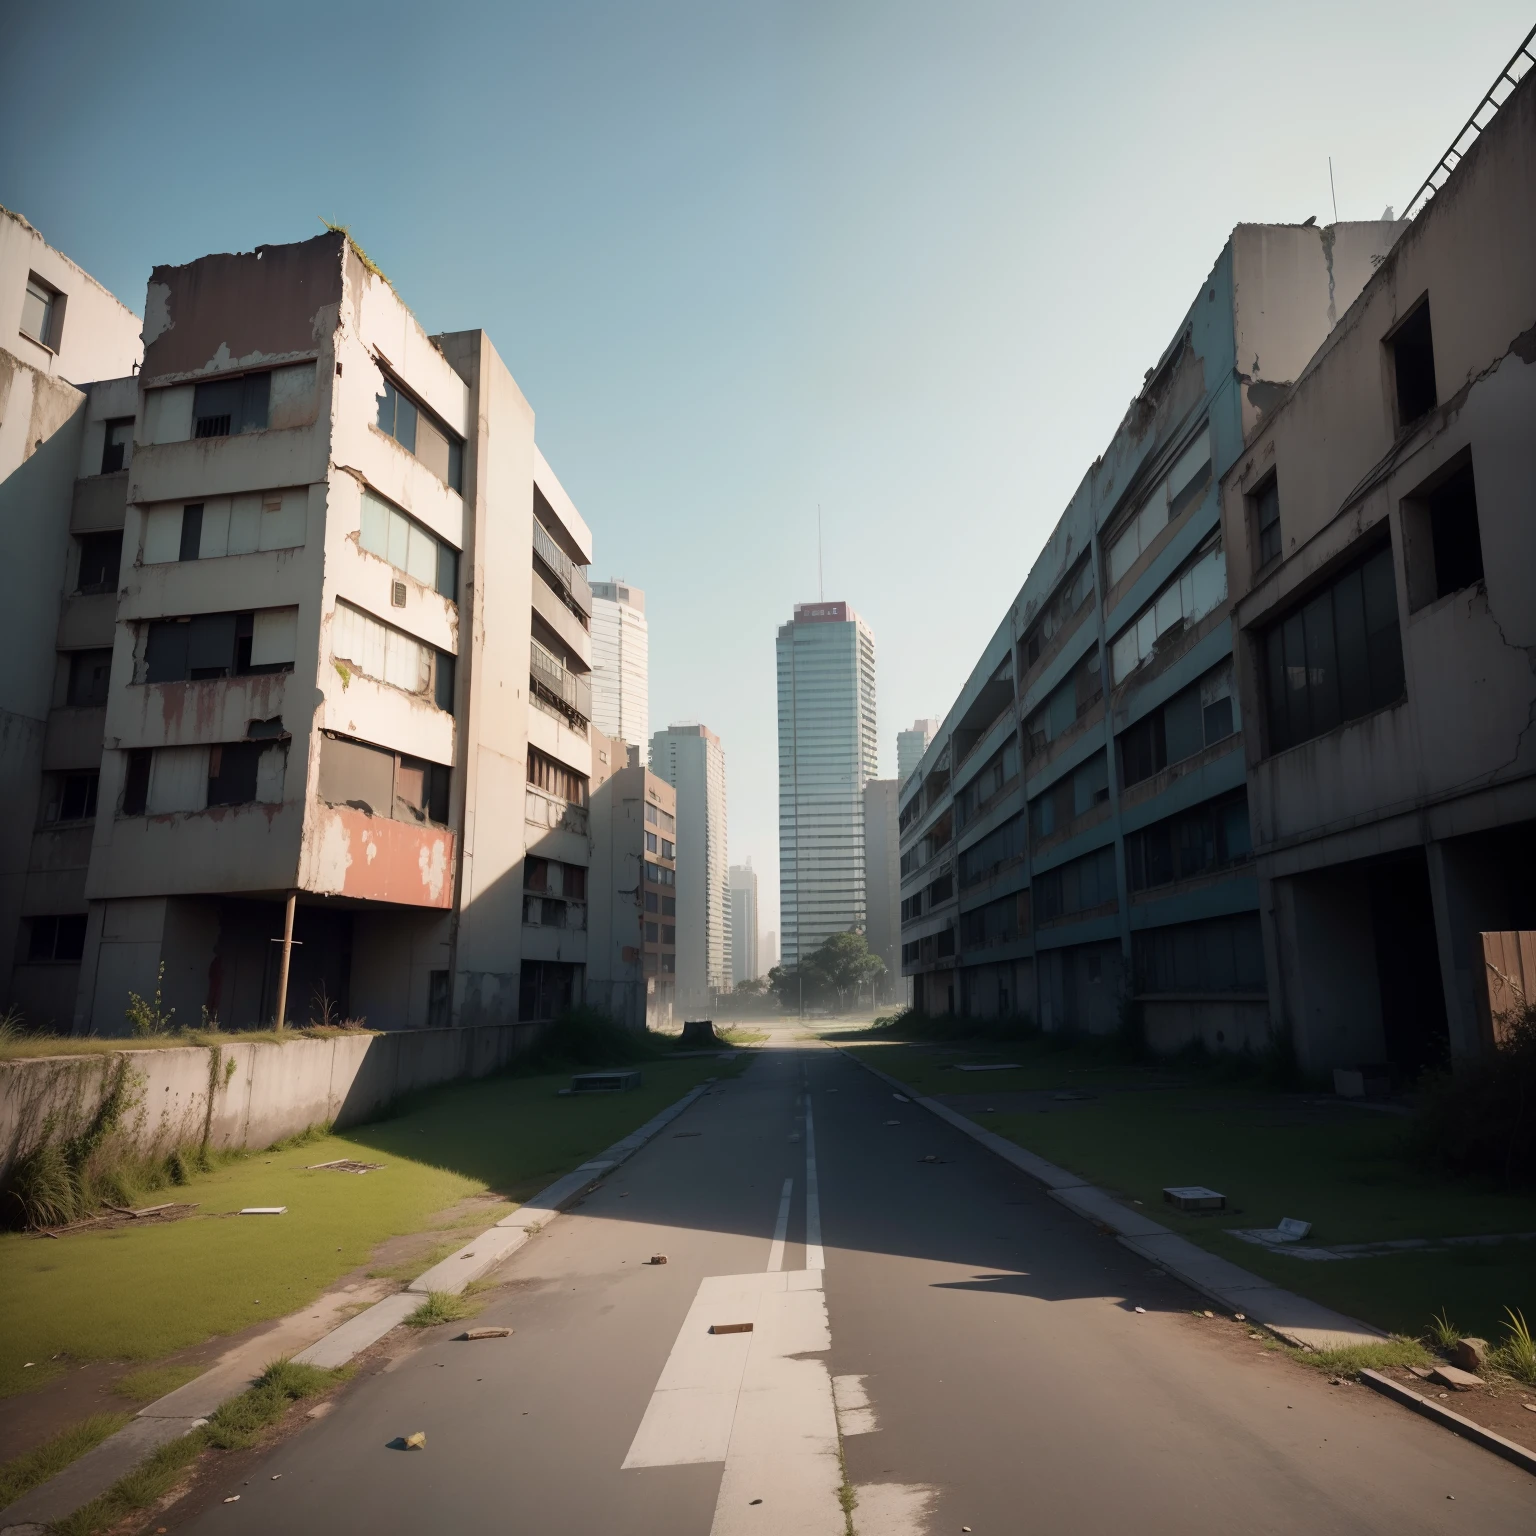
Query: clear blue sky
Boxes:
[{"xmin": 3, "ymin": 2, "xmax": 1528, "ymax": 936}]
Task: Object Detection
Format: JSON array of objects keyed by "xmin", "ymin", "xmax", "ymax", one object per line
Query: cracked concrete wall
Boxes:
[{"xmin": 1222, "ymin": 71, "xmax": 1536, "ymax": 1064}]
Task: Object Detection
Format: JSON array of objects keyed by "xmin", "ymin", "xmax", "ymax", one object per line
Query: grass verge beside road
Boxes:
[
  {"xmin": 843, "ymin": 1038, "xmax": 1536, "ymax": 1342},
  {"xmin": 0, "ymin": 1055, "xmax": 735, "ymax": 1401}
]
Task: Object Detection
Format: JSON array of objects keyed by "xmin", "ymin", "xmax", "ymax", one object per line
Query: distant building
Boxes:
[
  {"xmin": 590, "ymin": 580, "xmax": 648, "ymax": 749},
  {"xmin": 650, "ymin": 723, "xmax": 731, "ymax": 1006},
  {"xmin": 729, "ymin": 860, "xmax": 759, "ymax": 984},
  {"xmin": 862, "ymin": 780, "xmax": 900, "ymax": 1001},
  {"xmin": 777, "ymin": 601, "xmax": 877, "ymax": 967},
  {"xmin": 764, "ymin": 930, "xmax": 778, "ymax": 971},
  {"xmin": 589, "ymin": 728, "xmax": 677, "ymax": 1029},
  {"xmin": 897, "ymin": 719, "xmax": 938, "ymax": 787}
]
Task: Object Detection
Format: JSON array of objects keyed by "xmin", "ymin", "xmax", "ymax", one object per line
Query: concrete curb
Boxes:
[
  {"xmin": 838, "ymin": 1049, "xmax": 1385, "ymax": 1351},
  {"xmin": 0, "ymin": 1075, "xmax": 718, "ymax": 1533},
  {"xmin": 1360, "ymin": 1370, "xmax": 1536, "ymax": 1478}
]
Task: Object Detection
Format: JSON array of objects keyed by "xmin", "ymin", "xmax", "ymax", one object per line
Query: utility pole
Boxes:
[{"xmin": 273, "ymin": 890, "xmax": 297, "ymax": 1029}]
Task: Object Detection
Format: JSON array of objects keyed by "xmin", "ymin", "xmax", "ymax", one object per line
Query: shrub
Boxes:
[
  {"xmin": 1412, "ymin": 996, "xmax": 1536, "ymax": 1186},
  {"xmin": 523, "ymin": 1006, "xmax": 666, "ymax": 1070}
]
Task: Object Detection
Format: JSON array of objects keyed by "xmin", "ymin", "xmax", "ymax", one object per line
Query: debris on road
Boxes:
[
  {"xmin": 224, "ymin": 1495, "xmax": 240, "ymax": 1503},
  {"xmin": 459, "ymin": 1327, "xmax": 513, "ymax": 1340},
  {"xmin": 1162, "ymin": 1186, "xmax": 1225, "ymax": 1212},
  {"xmin": 1428, "ymin": 1365, "xmax": 1483, "ymax": 1391},
  {"xmin": 647, "ymin": 1254, "xmax": 668, "ymax": 1264},
  {"xmin": 1134, "ymin": 1306, "xmax": 1147, "ymax": 1314},
  {"xmin": 404, "ymin": 1431, "xmax": 427, "ymax": 1449},
  {"xmin": 239, "ymin": 1206, "xmax": 287, "ymax": 1215},
  {"xmin": 710, "ymin": 1323, "xmax": 753, "ymax": 1335}
]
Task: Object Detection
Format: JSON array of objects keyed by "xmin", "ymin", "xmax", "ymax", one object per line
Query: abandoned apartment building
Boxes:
[
  {"xmin": 1219, "ymin": 64, "xmax": 1536, "ymax": 1079},
  {"xmin": 0, "ymin": 224, "xmax": 641, "ymax": 1035},
  {"xmin": 901, "ymin": 60, "xmax": 1536, "ymax": 1080}
]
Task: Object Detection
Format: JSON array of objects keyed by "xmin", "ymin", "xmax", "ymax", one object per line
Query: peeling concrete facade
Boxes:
[
  {"xmin": 4, "ymin": 230, "xmax": 604, "ymax": 1033},
  {"xmin": 900, "ymin": 221, "xmax": 1402, "ymax": 1048},
  {"xmin": 0, "ymin": 208, "xmax": 143, "ymax": 1023},
  {"xmin": 1221, "ymin": 73, "xmax": 1536, "ymax": 1077}
]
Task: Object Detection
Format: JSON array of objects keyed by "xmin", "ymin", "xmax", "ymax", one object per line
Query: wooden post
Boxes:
[{"xmin": 274, "ymin": 891, "xmax": 297, "ymax": 1030}]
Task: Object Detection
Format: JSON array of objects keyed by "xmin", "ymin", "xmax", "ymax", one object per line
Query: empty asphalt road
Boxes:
[{"xmin": 177, "ymin": 1030, "xmax": 1534, "ymax": 1534}]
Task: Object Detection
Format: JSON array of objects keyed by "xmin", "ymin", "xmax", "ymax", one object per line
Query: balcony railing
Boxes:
[
  {"xmin": 531, "ymin": 639, "xmax": 592, "ymax": 724},
  {"xmin": 533, "ymin": 520, "xmax": 593, "ymax": 618}
]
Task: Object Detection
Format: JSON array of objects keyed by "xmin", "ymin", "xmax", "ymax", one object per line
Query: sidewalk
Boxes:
[{"xmin": 0, "ymin": 1075, "xmax": 724, "ymax": 1532}]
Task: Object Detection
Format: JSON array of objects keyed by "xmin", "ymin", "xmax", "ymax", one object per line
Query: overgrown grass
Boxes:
[
  {"xmin": 0, "ymin": 1024, "xmax": 378, "ymax": 1062},
  {"xmin": 0, "ymin": 1055, "xmax": 736, "ymax": 1399},
  {"xmin": 717, "ymin": 1027, "xmax": 768, "ymax": 1046},
  {"xmin": 405, "ymin": 1290, "xmax": 477, "ymax": 1329},
  {"xmin": 0, "ymin": 1413, "xmax": 130, "ymax": 1512},
  {"xmin": 112, "ymin": 1362, "xmax": 205, "ymax": 1404},
  {"xmin": 1497, "ymin": 1307, "xmax": 1536, "ymax": 1383},
  {"xmin": 1285, "ymin": 1337, "xmax": 1434, "ymax": 1375},
  {"xmin": 849, "ymin": 1041, "xmax": 1536, "ymax": 1341},
  {"xmin": 50, "ymin": 1360, "xmax": 344, "ymax": 1536}
]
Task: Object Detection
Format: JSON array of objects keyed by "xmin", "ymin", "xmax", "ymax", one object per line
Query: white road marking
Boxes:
[
  {"xmin": 805, "ymin": 1103, "xmax": 825, "ymax": 1271},
  {"xmin": 832, "ymin": 1373, "xmax": 878, "ymax": 1435},
  {"xmin": 767, "ymin": 1178, "xmax": 794, "ymax": 1272},
  {"xmin": 850, "ymin": 1482, "xmax": 939, "ymax": 1535}
]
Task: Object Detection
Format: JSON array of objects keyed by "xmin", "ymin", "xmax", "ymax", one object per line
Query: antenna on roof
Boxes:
[{"xmin": 1329, "ymin": 156, "xmax": 1339, "ymax": 223}]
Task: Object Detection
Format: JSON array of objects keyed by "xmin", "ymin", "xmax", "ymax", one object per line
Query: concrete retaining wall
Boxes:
[{"xmin": 0, "ymin": 1022, "xmax": 543, "ymax": 1187}]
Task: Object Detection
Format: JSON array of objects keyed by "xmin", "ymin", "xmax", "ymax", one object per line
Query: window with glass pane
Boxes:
[
  {"xmin": 1261, "ymin": 543, "xmax": 1403, "ymax": 754},
  {"xmin": 359, "ymin": 489, "xmax": 459, "ymax": 603},
  {"xmin": 1254, "ymin": 477, "xmax": 1281, "ymax": 567},
  {"xmin": 21, "ymin": 278, "xmax": 56, "ymax": 346}
]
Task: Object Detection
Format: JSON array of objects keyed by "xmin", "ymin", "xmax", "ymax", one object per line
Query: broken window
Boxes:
[
  {"xmin": 376, "ymin": 375, "xmax": 464, "ymax": 493},
  {"xmin": 67, "ymin": 649, "xmax": 113, "ymax": 707},
  {"xmin": 358, "ymin": 488, "xmax": 460, "ymax": 601},
  {"xmin": 1426, "ymin": 460, "xmax": 1484, "ymax": 599},
  {"xmin": 1261, "ymin": 541, "xmax": 1404, "ymax": 753},
  {"xmin": 21, "ymin": 275, "xmax": 60, "ymax": 349},
  {"xmin": 143, "ymin": 609, "xmax": 297, "ymax": 683},
  {"xmin": 1105, "ymin": 427, "xmax": 1212, "ymax": 587},
  {"xmin": 122, "ymin": 749, "xmax": 151, "ymax": 815},
  {"xmin": 1389, "ymin": 300, "xmax": 1437, "ymax": 429},
  {"xmin": 77, "ymin": 532, "xmax": 122, "ymax": 595},
  {"xmin": 318, "ymin": 732, "xmax": 450, "ymax": 826},
  {"xmin": 1252, "ymin": 474, "xmax": 1281, "ymax": 569},
  {"xmin": 100, "ymin": 418, "xmax": 134, "ymax": 474},
  {"xmin": 1109, "ymin": 532, "xmax": 1226, "ymax": 685},
  {"xmin": 1018, "ymin": 555, "xmax": 1094, "ymax": 678},
  {"xmin": 527, "ymin": 745, "xmax": 588, "ymax": 806},
  {"xmin": 1118, "ymin": 661, "xmax": 1237, "ymax": 789},
  {"xmin": 44, "ymin": 771, "xmax": 99, "ymax": 824},
  {"xmin": 332, "ymin": 600, "xmax": 451, "ymax": 710},
  {"xmin": 193, "ymin": 372, "xmax": 270, "ymax": 438},
  {"xmin": 27, "ymin": 913, "xmax": 87, "ymax": 962}
]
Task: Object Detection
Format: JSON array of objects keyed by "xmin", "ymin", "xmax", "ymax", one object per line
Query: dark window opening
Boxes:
[
  {"xmin": 1034, "ymin": 844, "xmax": 1117, "ymax": 923},
  {"xmin": 527, "ymin": 744, "xmax": 588, "ymax": 805},
  {"xmin": 1254, "ymin": 475, "xmax": 1281, "ymax": 569},
  {"xmin": 67, "ymin": 649, "xmax": 113, "ymax": 707},
  {"xmin": 1132, "ymin": 912, "xmax": 1265, "ymax": 995},
  {"xmin": 143, "ymin": 612, "xmax": 292, "ymax": 684},
  {"xmin": 1427, "ymin": 460, "xmax": 1484, "ymax": 598},
  {"xmin": 319, "ymin": 733, "xmax": 450, "ymax": 826},
  {"xmin": 207, "ymin": 742, "xmax": 264, "ymax": 807},
  {"xmin": 122, "ymin": 749, "xmax": 151, "ymax": 815},
  {"xmin": 100, "ymin": 417, "xmax": 134, "ymax": 474},
  {"xmin": 662, "ymin": 897, "xmax": 675, "ymax": 916},
  {"xmin": 1261, "ymin": 542, "xmax": 1404, "ymax": 754},
  {"xmin": 434, "ymin": 650, "xmax": 456, "ymax": 714},
  {"xmin": 193, "ymin": 372, "xmax": 270, "ymax": 438},
  {"xmin": 1390, "ymin": 300, "xmax": 1437, "ymax": 428},
  {"xmin": 28, "ymin": 913, "xmax": 87, "ymax": 962},
  {"xmin": 518, "ymin": 960, "xmax": 577, "ymax": 1022},
  {"xmin": 47, "ymin": 771, "xmax": 99, "ymax": 824},
  {"xmin": 179, "ymin": 503, "xmax": 204, "ymax": 561},
  {"xmin": 644, "ymin": 890, "xmax": 658, "ymax": 912},
  {"xmin": 77, "ymin": 532, "xmax": 122, "ymax": 595},
  {"xmin": 376, "ymin": 375, "xmax": 464, "ymax": 493}
]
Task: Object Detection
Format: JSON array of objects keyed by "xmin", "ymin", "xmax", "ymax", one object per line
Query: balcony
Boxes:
[
  {"xmin": 533, "ymin": 520, "xmax": 593, "ymax": 621},
  {"xmin": 531, "ymin": 639, "xmax": 592, "ymax": 726}
]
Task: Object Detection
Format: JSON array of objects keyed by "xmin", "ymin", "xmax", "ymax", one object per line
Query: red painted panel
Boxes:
[{"xmin": 309, "ymin": 805, "xmax": 455, "ymax": 908}]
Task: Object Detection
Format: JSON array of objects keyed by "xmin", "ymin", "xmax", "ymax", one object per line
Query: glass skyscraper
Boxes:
[
  {"xmin": 776, "ymin": 602, "xmax": 877, "ymax": 967},
  {"xmin": 590, "ymin": 580, "xmax": 649, "ymax": 749}
]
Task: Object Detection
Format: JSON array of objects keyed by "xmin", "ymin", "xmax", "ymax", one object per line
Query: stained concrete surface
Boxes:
[{"xmin": 171, "ymin": 1030, "xmax": 1535, "ymax": 1534}]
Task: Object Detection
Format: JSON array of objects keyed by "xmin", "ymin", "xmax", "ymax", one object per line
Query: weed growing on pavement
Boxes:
[
  {"xmin": 1284, "ymin": 1338, "xmax": 1433, "ymax": 1376},
  {"xmin": 0, "ymin": 1413, "xmax": 131, "ymax": 1511},
  {"xmin": 50, "ymin": 1361, "xmax": 345, "ymax": 1536},
  {"xmin": 405, "ymin": 1290, "xmax": 478, "ymax": 1328},
  {"xmin": 1495, "ymin": 1307, "xmax": 1536, "ymax": 1383},
  {"xmin": 836, "ymin": 1440, "xmax": 857, "ymax": 1536}
]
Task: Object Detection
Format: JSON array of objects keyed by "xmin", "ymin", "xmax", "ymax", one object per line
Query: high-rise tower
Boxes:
[
  {"xmin": 776, "ymin": 602, "xmax": 877, "ymax": 968},
  {"xmin": 590, "ymin": 580, "xmax": 648, "ymax": 749}
]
